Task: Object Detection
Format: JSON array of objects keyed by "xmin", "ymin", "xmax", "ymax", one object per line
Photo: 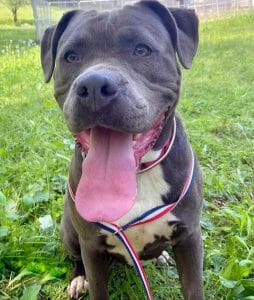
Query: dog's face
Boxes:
[
  {"xmin": 41, "ymin": 1, "xmax": 198, "ymax": 222},
  {"xmin": 41, "ymin": 1, "xmax": 198, "ymax": 135}
]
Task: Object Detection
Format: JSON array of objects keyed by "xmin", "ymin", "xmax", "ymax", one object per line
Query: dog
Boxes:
[{"xmin": 41, "ymin": 1, "xmax": 203, "ymax": 299}]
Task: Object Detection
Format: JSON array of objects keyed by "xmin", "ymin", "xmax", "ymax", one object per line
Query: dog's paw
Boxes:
[
  {"xmin": 156, "ymin": 250, "xmax": 173, "ymax": 266},
  {"xmin": 67, "ymin": 275, "xmax": 89, "ymax": 299}
]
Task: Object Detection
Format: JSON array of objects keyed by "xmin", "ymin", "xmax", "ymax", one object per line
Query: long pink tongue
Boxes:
[{"xmin": 75, "ymin": 127, "xmax": 137, "ymax": 222}]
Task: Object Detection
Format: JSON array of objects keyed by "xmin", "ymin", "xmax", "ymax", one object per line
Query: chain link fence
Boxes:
[{"xmin": 31, "ymin": 0, "xmax": 254, "ymax": 41}]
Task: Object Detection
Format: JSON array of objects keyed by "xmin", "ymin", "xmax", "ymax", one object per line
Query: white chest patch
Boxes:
[{"xmin": 103, "ymin": 164, "xmax": 178, "ymax": 265}]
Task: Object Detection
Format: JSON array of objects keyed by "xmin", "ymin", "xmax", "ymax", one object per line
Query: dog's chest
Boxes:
[{"xmin": 102, "ymin": 165, "xmax": 178, "ymax": 265}]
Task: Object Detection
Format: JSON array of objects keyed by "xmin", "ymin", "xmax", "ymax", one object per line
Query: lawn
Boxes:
[{"xmin": 0, "ymin": 4, "xmax": 254, "ymax": 300}]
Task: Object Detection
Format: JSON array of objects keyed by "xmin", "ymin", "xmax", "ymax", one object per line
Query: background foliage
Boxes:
[{"xmin": 0, "ymin": 3, "xmax": 253, "ymax": 299}]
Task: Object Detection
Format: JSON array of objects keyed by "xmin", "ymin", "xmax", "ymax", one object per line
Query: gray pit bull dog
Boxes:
[{"xmin": 41, "ymin": 1, "xmax": 204, "ymax": 299}]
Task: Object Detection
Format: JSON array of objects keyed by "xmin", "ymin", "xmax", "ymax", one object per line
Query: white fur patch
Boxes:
[{"xmin": 104, "ymin": 164, "xmax": 178, "ymax": 265}]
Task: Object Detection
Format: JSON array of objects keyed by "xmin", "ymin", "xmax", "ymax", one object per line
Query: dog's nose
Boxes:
[{"xmin": 75, "ymin": 71, "xmax": 119, "ymax": 110}]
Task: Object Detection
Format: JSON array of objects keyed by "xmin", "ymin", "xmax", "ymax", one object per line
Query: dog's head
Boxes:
[{"xmin": 41, "ymin": 0, "xmax": 198, "ymax": 222}]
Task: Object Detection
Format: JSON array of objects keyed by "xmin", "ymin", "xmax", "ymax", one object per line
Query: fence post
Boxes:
[
  {"xmin": 216, "ymin": 0, "xmax": 220, "ymax": 17},
  {"xmin": 31, "ymin": 0, "xmax": 40, "ymax": 43},
  {"xmin": 31, "ymin": 0, "xmax": 52, "ymax": 43}
]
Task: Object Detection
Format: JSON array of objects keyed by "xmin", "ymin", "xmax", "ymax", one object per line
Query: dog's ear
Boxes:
[
  {"xmin": 41, "ymin": 10, "xmax": 80, "ymax": 82},
  {"xmin": 138, "ymin": 1, "xmax": 199, "ymax": 69},
  {"xmin": 169, "ymin": 8, "xmax": 199, "ymax": 68}
]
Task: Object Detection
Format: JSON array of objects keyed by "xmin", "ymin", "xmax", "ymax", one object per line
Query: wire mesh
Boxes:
[{"xmin": 31, "ymin": 0, "xmax": 253, "ymax": 41}]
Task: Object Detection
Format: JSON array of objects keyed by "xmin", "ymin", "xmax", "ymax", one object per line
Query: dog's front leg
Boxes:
[
  {"xmin": 80, "ymin": 239, "xmax": 110, "ymax": 300},
  {"xmin": 173, "ymin": 227, "xmax": 204, "ymax": 300}
]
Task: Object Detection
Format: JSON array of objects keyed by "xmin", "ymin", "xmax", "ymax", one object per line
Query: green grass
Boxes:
[
  {"xmin": 0, "ymin": 3, "xmax": 35, "ymax": 53},
  {"xmin": 0, "ymin": 8, "xmax": 254, "ymax": 300}
]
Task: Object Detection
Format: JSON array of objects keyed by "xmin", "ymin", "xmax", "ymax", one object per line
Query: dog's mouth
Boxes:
[{"xmin": 74, "ymin": 114, "xmax": 165, "ymax": 223}]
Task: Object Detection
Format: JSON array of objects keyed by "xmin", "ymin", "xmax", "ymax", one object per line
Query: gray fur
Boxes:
[{"xmin": 41, "ymin": 1, "xmax": 203, "ymax": 299}]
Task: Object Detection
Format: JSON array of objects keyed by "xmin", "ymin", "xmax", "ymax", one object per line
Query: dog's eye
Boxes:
[
  {"xmin": 64, "ymin": 51, "xmax": 81, "ymax": 63},
  {"xmin": 133, "ymin": 44, "xmax": 152, "ymax": 57}
]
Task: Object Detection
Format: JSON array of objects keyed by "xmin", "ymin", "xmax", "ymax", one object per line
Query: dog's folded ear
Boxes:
[
  {"xmin": 169, "ymin": 8, "xmax": 199, "ymax": 68},
  {"xmin": 138, "ymin": 1, "xmax": 199, "ymax": 69},
  {"xmin": 41, "ymin": 10, "xmax": 80, "ymax": 83}
]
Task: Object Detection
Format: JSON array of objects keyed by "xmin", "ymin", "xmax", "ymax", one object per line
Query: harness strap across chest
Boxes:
[{"xmin": 68, "ymin": 118, "xmax": 195, "ymax": 300}]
